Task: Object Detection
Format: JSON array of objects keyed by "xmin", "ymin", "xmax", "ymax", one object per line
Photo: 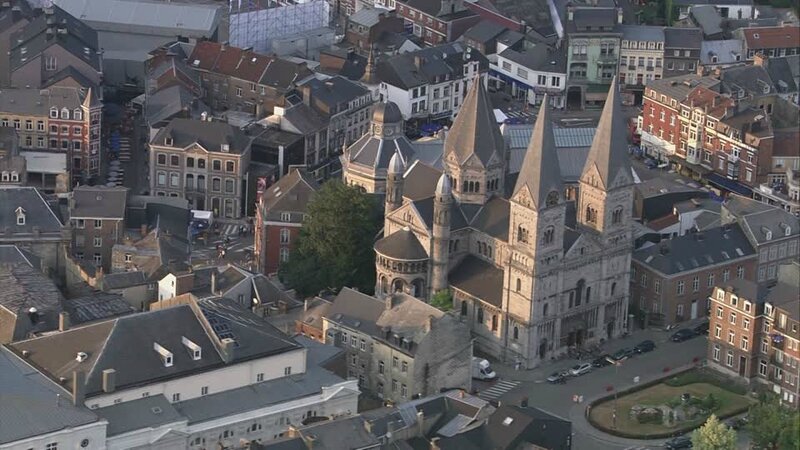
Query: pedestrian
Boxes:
[{"xmin": 515, "ymin": 359, "xmax": 521, "ymax": 371}]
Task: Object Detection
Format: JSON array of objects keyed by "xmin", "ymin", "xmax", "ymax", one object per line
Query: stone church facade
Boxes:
[{"xmin": 366, "ymin": 78, "xmax": 634, "ymax": 368}]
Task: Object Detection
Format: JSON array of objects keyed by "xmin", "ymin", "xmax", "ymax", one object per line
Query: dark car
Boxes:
[
  {"xmin": 607, "ymin": 348, "xmax": 635, "ymax": 363},
  {"xmin": 671, "ymin": 329, "xmax": 697, "ymax": 342},
  {"xmin": 592, "ymin": 354, "xmax": 613, "ymax": 367},
  {"xmin": 664, "ymin": 436, "xmax": 693, "ymax": 449},
  {"xmin": 725, "ymin": 415, "xmax": 748, "ymax": 430},
  {"xmin": 634, "ymin": 340, "xmax": 656, "ymax": 353},
  {"xmin": 644, "ymin": 158, "xmax": 658, "ymax": 169},
  {"xmin": 693, "ymin": 321, "xmax": 709, "ymax": 335}
]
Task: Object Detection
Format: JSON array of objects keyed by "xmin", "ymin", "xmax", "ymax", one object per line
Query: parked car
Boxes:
[
  {"xmin": 664, "ymin": 436, "xmax": 693, "ymax": 449},
  {"xmin": 634, "ymin": 340, "xmax": 656, "ymax": 353},
  {"xmin": 725, "ymin": 415, "xmax": 748, "ymax": 430},
  {"xmin": 546, "ymin": 371, "xmax": 568, "ymax": 384},
  {"xmin": 592, "ymin": 354, "xmax": 613, "ymax": 367},
  {"xmin": 607, "ymin": 348, "xmax": 634, "ymax": 363},
  {"xmin": 644, "ymin": 158, "xmax": 658, "ymax": 169},
  {"xmin": 569, "ymin": 363, "xmax": 593, "ymax": 377},
  {"xmin": 693, "ymin": 321, "xmax": 710, "ymax": 335},
  {"xmin": 671, "ymin": 329, "xmax": 697, "ymax": 342}
]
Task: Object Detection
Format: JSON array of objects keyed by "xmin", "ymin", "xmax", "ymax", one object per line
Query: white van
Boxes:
[{"xmin": 472, "ymin": 357, "xmax": 497, "ymax": 380}]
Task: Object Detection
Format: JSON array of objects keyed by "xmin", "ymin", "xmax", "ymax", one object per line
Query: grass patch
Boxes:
[
  {"xmin": 664, "ymin": 368, "xmax": 747, "ymax": 395},
  {"xmin": 589, "ymin": 382, "xmax": 754, "ymax": 438}
]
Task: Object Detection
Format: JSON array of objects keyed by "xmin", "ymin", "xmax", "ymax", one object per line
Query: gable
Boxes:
[
  {"xmin": 580, "ymin": 163, "xmax": 604, "ymax": 189},
  {"xmin": 388, "ymin": 201, "xmax": 431, "ymax": 234},
  {"xmin": 510, "ymin": 185, "xmax": 534, "ymax": 210},
  {"xmin": 609, "ymin": 166, "xmax": 634, "ymax": 189}
]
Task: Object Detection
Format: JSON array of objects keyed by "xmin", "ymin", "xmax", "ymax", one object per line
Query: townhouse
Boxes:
[
  {"xmin": 491, "ymin": 39, "xmax": 567, "ymax": 108},
  {"xmin": 663, "ymin": 27, "xmax": 702, "ymax": 79},
  {"xmin": 618, "ymin": 25, "xmax": 665, "ymax": 104},
  {"xmin": 735, "ymin": 25, "xmax": 800, "ymax": 60},
  {"xmin": 148, "ymin": 117, "xmax": 252, "ymax": 218},
  {"xmin": 394, "ymin": 0, "xmax": 480, "ymax": 46},
  {"xmin": 69, "ymin": 185, "xmax": 127, "ymax": 271}
]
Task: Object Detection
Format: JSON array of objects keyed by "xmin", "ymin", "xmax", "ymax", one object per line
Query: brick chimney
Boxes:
[{"xmin": 753, "ymin": 52, "xmax": 767, "ymax": 67}]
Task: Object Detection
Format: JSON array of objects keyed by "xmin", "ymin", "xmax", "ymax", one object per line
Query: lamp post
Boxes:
[{"xmin": 612, "ymin": 359, "xmax": 622, "ymax": 429}]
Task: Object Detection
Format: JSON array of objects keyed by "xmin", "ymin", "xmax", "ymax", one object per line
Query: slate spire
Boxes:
[
  {"xmin": 512, "ymin": 96, "xmax": 563, "ymax": 209},
  {"xmin": 580, "ymin": 77, "xmax": 632, "ymax": 189},
  {"xmin": 443, "ymin": 78, "xmax": 505, "ymax": 166}
]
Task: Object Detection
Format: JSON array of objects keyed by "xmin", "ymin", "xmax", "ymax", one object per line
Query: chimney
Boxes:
[
  {"xmin": 567, "ymin": 4, "xmax": 574, "ymax": 21},
  {"xmin": 414, "ymin": 55, "xmax": 424, "ymax": 69},
  {"xmin": 210, "ymin": 270, "xmax": 217, "ymax": 294},
  {"xmin": 71, "ymin": 371, "xmax": 85, "ymax": 406},
  {"xmin": 287, "ymin": 426, "xmax": 301, "ymax": 438},
  {"xmin": 430, "ymin": 437, "xmax": 440, "ymax": 450},
  {"xmin": 617, "ymin": 7, "xmax": 623, "ymax": 24},
  {"xmin": 416, "ymin": 410, "xmax": 425, "ymax": 436},
  {"xmin": 220, "ymin": 337, "xmax": 236, "ymax": 363},
  {"xmin": 753, "ymin": 52, "xmax": 767, "ymax": 67},
  {"xmin": 304, "ymin": 299, "xmax": 310, "ymax": 311},
  {"xmin": 58, "ymin": 312, "xmax": 70, "ymax": 331},
  {"xmin": 302, "ymin": 84, "xmax": 312, "ymax": 107},
  {"xmin": 102, "ymin": 368, "xmax": 116, "ymax": 393},
  {"xmin": 425, "ymin": 315, "xmax": 435, "ymax": 333}
]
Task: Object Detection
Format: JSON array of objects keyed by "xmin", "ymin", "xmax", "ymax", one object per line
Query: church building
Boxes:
[{"xmin": 369, "ymin": 77, "xmax": 634, "ymax": 368}]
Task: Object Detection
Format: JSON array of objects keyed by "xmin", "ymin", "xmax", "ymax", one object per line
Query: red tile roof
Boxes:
[
  {"xmin": 742, "ymin": 25, "xmax": 800, "ymax": 51},
  {"xmin": 188, "ymin": 41, "xmax": 273, "ymax": 83},
  {"xmin": 685, "ymin": 86, "xmax": 734, "ymax": 120}
]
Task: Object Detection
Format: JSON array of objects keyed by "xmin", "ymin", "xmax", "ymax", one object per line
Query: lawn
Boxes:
[{"xmin": 589, "ymin": 382, "xmax": 754, "ymax": 437}]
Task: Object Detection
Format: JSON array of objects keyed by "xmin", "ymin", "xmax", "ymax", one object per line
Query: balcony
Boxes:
[{"xmin": 572, "ymin": 53, "xmax": 588, "ymax": 61}]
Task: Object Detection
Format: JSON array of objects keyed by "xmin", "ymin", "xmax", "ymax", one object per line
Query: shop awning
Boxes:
[{"xmin": 705, "ymin": 172, "xmax": 753, "ymax": 197}]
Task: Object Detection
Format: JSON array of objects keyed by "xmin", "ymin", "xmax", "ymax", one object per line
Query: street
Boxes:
[
  {"xmin": 479, "ymin": 326, "xmax": 744, "ymax": 450},
  {"xmin": 190, "ymin": 222, "xmax": 255, "ymax": 269}
]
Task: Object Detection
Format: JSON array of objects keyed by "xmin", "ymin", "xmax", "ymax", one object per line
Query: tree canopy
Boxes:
[
  {"xmin": 278, "ymin": 180, "xmax": 381, "ymax": 297},
  {"xmin": 746, "ymin": 393, "xmax": 800, "ymax": 450},
  {"xmin": 691, "ymin": 414, "xmax": 736, "ymax": 450},
  {"xmin": 430, "ymin": 289, "xmax": 453, "ymax": 311}
]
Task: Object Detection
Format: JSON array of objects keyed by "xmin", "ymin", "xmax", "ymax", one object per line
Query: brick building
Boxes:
[
  {"xmin": 68, "ymin": 185, "xmax": 127, "ymax": 271},
  {"xmin": 708, "ymin": 261, "xmax": 799, "ymax": 407},
  {"xmin": 395, "ymin": 0, "xmax": 480, "ymax": 46},
  {"xmin": 735, "ymin": 25, "xmax": 800, "ymax": 60},
  {"xmin": 631, "ymin": 224, "xmax": 757, "ymax": 327},
  {"xmin": 254, "ymin": 168, "xmax": 318, "ymax": 275},
  {"xmin": 345, "ymin": 8, "xmax": 405, "ymax": 52}
]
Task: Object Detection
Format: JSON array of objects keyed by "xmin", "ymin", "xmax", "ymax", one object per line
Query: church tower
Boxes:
[
  {"xmin": 385, "ymin": 151, "xmax": 404, "ymax": 233},
  {"xmin": 505, "ymin": 96, "xmax": 566, "ymax": 333},
  {"xmin": 442, "ymin": 78, "xmax": 505, "ymax": 205},
  {"xmin": 430, "ymin": 173, "xmax": 452, "ymax": 296},
  {"xmin": 577, "ymin": 77, "xmax": 634, "ymax": 239}
]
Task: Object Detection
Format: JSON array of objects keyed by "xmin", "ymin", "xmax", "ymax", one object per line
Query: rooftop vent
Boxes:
[
  {"xmin": 151, "ymin": 406, "xmax": 163, "ymax": 414},
  {"xmin": 76, "ymin": 352, "xmax": 88, "ymax": 362}
]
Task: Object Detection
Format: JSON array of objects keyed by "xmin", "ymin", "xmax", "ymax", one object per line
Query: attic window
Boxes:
[
  {"xmin": 181, "ymin": 336, "xmax": 202, "ymax": 360},
  {"xmin": 165, "ymin": 137, "xmax": 173, "ymax": 146},
  {"xmin": 502, "ymin": 417, "xmax": 514, "ymax": 426},
  {"xmin": 15, "ymin": 207, "xmax": 25, "ymax": 225},
  {"xmin": 154, "ymin": 342, "xmax": 174, "ymax": 367},
  {"xmin": 50, "ymin": 107, "xmax": 58, "ymax": 118},
  {"xmin": 753, "ymin": 33, "xmax": 759, "ymax": 39}
]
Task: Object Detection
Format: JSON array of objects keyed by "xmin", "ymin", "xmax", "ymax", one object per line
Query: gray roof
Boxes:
[
  {"xmin": 94, "ymin": 394, "xmax": 184, "ymax": 436},
  {"xmin": 498, "ymin": 42, "xmax": 567, "ymax": 73},
  {"xmin": 700, "ymin": 39, "xmax": 744, "ymax": 65},
  {"xmin": 724, "ymin": 194, "xmax": 800, "ymax": 244},
  {"xmin": 376, "ymin": 42, "xmax": 488, "ymax": 90},
  {"xmin": 0, "ymin": 86, "xmax": 93, "ymax": 118},
  {"xmin": 101, "ymin": 271, "xmax": 148, "ymax": 290},
  {"xmin": 301, "ymin": 76, "xmax": 369, "ymax": 117},
  {"xmin": 325, "ymin": 288, "xmax": 385, "ymax": 339},
  {"xmin": 348, "ymin": 6, "xmax": 390, "ymax": 27},
  {"xmin": 281, "ymin": 103, "xmax": 327, "ymax": 135},
  {"xmin": 513, "ymin": 100, "xmax": 563, "ymax": 208},
  {"xmin": 471, "ymin": 197, "xmax": 510, "ymax": 241},
  {"xmin": 295, "ymin": 335, "xmax": 342, "ymax": 368},
  {"xmin": 63, "ymin": 292, "xmax": 135, "ymax": 325},
  {"xmin": 766, "ymin": 262, "xmax": 799, "ymax": 321},
  {"xmin": 462, "ymin": 20, "xmax": 508, "ymax": 44},
  {"xmin": 664, "ymin": 27, "xmax": 703, "ymax": 50},
  {"xmin": 449, "ymin": 255, "xmax": 504, "ymax": 307},
  {"xmin": 346, "ymin": 131, "xmax": 417, "ymax": 172},
  {"xmin": 0, "ymin": 347, "xmax": 99, "ymax": 445},
  {"xmin": 444, "ymin": 80, "xmax": 505, "ymax": 167},
  {"xmin": 402, "ymin": 161, "xmax": 442, "ymax": 201},
  {"xmin": 633, "ymin": 224, "xmax": 755, "ymax": 275},
  {"xmin": 375, "ymin": 227, "xmax": 428, "ymax": 261},
  {"xmin": 296, "ymin": 416, "xmax": 380, "ymax": 450},
  {"xmin": 0, "ymin": 263, "xmax": 64, "ymax": 340},
  {"xmin": 0, "ymin": 245, "xmax": 36, "ymax": 267},
  {"xmin": 145, "ymin": 84, "xmax": 197, "ymax": 127},
  {"xmin": 259, "ymin": 168, "xmax": 319, "ymax": 222},
  {"xmin": 151, "ymin": 118, "xmax": 252, "ymax": 155},
  {"xmin": 719, "ymin": 64, "xmax": 775, "ymax": 97},
  {"xmin": 580, "ymin": 78, "xmax": 633, "ymax": 190},
  {"xmin": 372, "ymin": 102, "xmax": 403, "ymax": 124},
  {"xmin": 570, "ymin": 7, "xmax": 618, "ymax": 31},
  {"xmin": 174, "ymin": 363, "xmax": 347, "ymax": 424},
  {"xmin": 691, "ymin": 5, "xmax": 724, "ymax": 36},
  {"xmin": 619, "ymin": 25, "xmax": 665, "ymax": 42},
  {"xmin": 70, "ymin": 185, "xmax": 127, "ymax": 219},
  {"xmin": 645, "ymin": 73, "xmax": 720, "ymax": 99},
  {"xmin": 766, "ymin": 56, "xmax": 799, "ymax": 94},
  {"xmin": 52, "ymin": 0, "xmax": 222, "ymax": 38}
]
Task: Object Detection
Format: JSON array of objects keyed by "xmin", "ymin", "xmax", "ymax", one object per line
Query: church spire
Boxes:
[
  {"xmin": 444, "ymin": 77, "xmax": 504, "ymax": 167},
  {"xmin": 513, "ymin": 96, "xmax": 563, "ymax": 209},
  {"xmin": 580, "ymin": 77, "xmax": 632, "ymax": 190},
  {"xmin": 361, "ymin": 46, "xmax": 377, "ymax": 85}
]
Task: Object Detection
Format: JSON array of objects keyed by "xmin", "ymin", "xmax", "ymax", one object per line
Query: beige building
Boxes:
[
  {"xmin": 148, "ymin": 117, "xmax": 252, "ymax": 218},
  {"xmin": 618, "ymin": 25, "xmax": 665, "ymax": 102}
]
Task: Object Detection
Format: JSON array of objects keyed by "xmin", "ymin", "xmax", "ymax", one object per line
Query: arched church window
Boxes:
[
  {"xmin": 461, "ymin": 301, "xmax": 467, "ymax": 316},
  {"xmin": 611, "ymin": 282, "xmax": 617, "ymax": 296},
  {"xmin": 516, "ymin": 278, "xmax": 522, "ymax": 292},
  {"xmin": 475, "ymin": 182, "xmax": 480, "ymax": 192},
  {"xmin": 543, "ymin": 303, "xmax": 549, "ymax": 316},
  {"xmin": 513, "ymin": 326, "xmax": 519, "ymax": 341},
  {"xmin": 586, "ymin": 205, "xmax": 597, "ymax": 224},
  {"xmin": 477, "ymin": 307, "xmax": 484, "ymax": 323},
  {"xmin": 543, "ymin": 226, "xmax": 555, "ymax": 245},
  {"xmin": 546, "ymin": 190, "xmax": 559, "ymax": 207},
  {"xmin": 463, "ymin": 180, "xmax": 468, "ymax": 192},
  {"xmin": 612, "ymin": 206, "xmax": 623, "ymax": 224}
]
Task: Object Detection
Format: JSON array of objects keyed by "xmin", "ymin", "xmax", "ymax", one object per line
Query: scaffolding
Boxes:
[{"xmin": 229, "ymin": 0, "xmax": 331, "ymax": 55}]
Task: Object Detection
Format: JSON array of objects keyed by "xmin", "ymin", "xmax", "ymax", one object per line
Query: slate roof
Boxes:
[
  {"xmin": 723, "ymin": 194, "xmax": 800, "ymax": 244},
  {"xmin": 346, "ymin": 129, "xmax": 417, "ymax": 172},
  {"xmin": 619, "ymin": 24, "xmax": 665, "ymax": 42},
  {"xmin": 569, "ymin": 7, "xmax": 618, "ymax": 32},
  {"xmin": 470, "ymin": 197, "xmax": 510, "ymax": 240},
  {"xmin": 63, "ymin": 292, "xmax": 135, "ymax": 325},
  {"xmin": 348, "ymin": 6, "xmax": 391, "ymax": 27},
  {"xmin": 408, "ymin": 196, "xmax": 469, "ymax": 231},
  {"xmin": 402, "ymin": 161, "xmax": 442, "ymax": 201},
  {"xmin": 375, "ymin": 227, "xmax": 428, "ymax": 261},
  {"xmin": 444, "ymin": 80, "xmax": 505, "ymax": 167},
  {"xmin": 259, "ymin": 168, "xmax": 319, "ymax": 222},
  {"xmin": 281, "ymin": 103, "xmax": 328, "ymax": 134},
  {"xmin": 0, "ymin": 346, "xmax": 100, "ymax": 445},
  {"xmin": 70, "ymin": 185, "xmax": 127, "ymax": 219},
  {"xmin": 766, "ymin": 261, "xmax": 799, "ymax": 321},
  {"xmin": 301, "ymin": 76, "xmax": 369, "ymax": 118},
  {"xmin": 633, "ymin": 224, "xmax": 755, "ymax": 276},
  {"xmin": 513, "ymin": 99, "xmax": 563, "ymax": 208},
  {"xmin": 324, "ymin": 287, "xmax": 385, "ymax": 339},
  {"xmin": 151, "ymin": 118, "xmax": 252, "ymax": 155},
  {"xmin": 376, "ymin": 42, "xmax": 488, "ymax": 90},
  {"xmin": 0, "ymin": 263, "xmax": 64, "ymax": 340},
  {"xmin": 700, "ymin": 39, "xmax": 744, "ymax": 65},
  {"xmin": 766, "ymin": 56, "xmax": 799, "ymax": 94},
  {"xmin": 295, "ymin": 416, "xmax": 380, "ymax": 450},
  {"xmin": 462, "ymin": 20, "xmax": 508, "ymax": 45},
  {"xmin": 719, "ymin": 64, "xmax": 775, "ymax": 98},
  {"xmin": 0, "ymin": 86, "xmax": 93, "ymax": 116},
  {"xmin": 94, "ymin": 394, "xmax": 184, "ymax": 436},
  {"xmin": 690, "ymin": 5, "xmax": 723, "ymax": 36},
  {"xmin": 498, "ymin": 42, "xmax": 567, "ymax": 73},
  {"xmin": 741, "ymin": 25, "xmax": 800, "ymax": 50},
  {"xmin": 580, "ymin": 78, "xmax": 633, "ymax": 190},
  {"xmin": 645, "ymin": 73, "xmax": 719, "ymax": 99},
  {"xmin": 483, "ymin": 405, "xmax": 572, "ymax": 450},
  {"xmin": 10, "ymin": 302, "xmax": 299, "ymax": 397},
  {"xmin": 664, "ymin": 27, "xmax": 703, "ymax": 50},
  {"xmin": 0, "ymin": 245, "xmax": 36, "ymax": 267},
  {"xmin": 145, "ymin": 84, "xmax": 198, "ymax": 127},
  {"xmin": 401, "ymin": 0, "xmax": 475, "ymax": 19},
  {"xmin": 449, "ymin": 255, "xmax": 504, "ymax": 307},
  {"xmin": 101, "ymin": 271, "xmax": 148, "ymax": 290}
]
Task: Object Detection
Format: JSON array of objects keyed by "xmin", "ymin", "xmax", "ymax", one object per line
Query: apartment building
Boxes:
[
  {"xmin": 254, "ymin": 168, "xmax": 319, "ymax": 275},
  {"xmin": 394, "ymin": 0, "xmax": 480, "ymax": 46},
  {"xmin": 188, "ymin": 41, "xmax": 314, "ymax": 118},
  {"xmin": 299, "ymin": 76, "xmax": 374, "ymax": 151},
  {"xmin": 0, "ymin": 85, "xmax": 101, "ymax": 185},
  {"xmin": 564, "ymin": 4, "xmax": 622, "ymax": 108},
  {"xmin": 736, "ymin": 25, "xmax": 800, "ymax": 60},
  {"xmin": 376, "ymin": 42, "xmax": 488, "ymax": 121},
  {"xmin": 318, "ymin": 288, "xmax": 472, "ymax": 404},
  {"xmin": 148, "ymin": 117, "xmax": 252, "ymax": 218},
  {"xmin": 491, "ymin": 39, "xmax": 567, "ymax": 108},
  {"xmin": 663, "ymin": 27, "xmax": 702, "ymax": 79},
  {"xmin": 618, "ymin": 25, "xmax": 664, "ymax": 103},
  {"xmin": 69, "ymin": 185, "xmax": 127, "ymax": 271},
  {"xmin": 708, "ymin": 261, "xmax": 799, "ymax": 407},
  {"xmin": 631, "ymin": 224, "xmax": 757, "ymax": 326}
]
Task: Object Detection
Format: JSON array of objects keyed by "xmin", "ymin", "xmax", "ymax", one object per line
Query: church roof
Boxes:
[
  {"xmin": 581, "ymin": 78, "xmax": 632, "ymax": 189},
  {"xmin": 347, "ymin": 132, "xmax": 416, "ymax": 172},
  {"xmin": 374, "ymin": 227, "xmax": 429, "ymax": 261},
  {"xmin": 470, "ymin": 197, "xmax": 510, "ymax": 241},
  {"xmin": 443, "ymin": 80, "xmax": 504, "ymax": 166},
  {"xmin": 449, "ymin": 256, "xmax": 504, "ymax": 308},
  {"xmin": 513, "ymin": 97, "xmax": 563, "ymax": 208},
  {"xmin": 410, "ymin": 197, "xmax": 469, "ymax": 231},
  {"xmin": 372, "ymin": 101, "xmax": 403, "ymax": 124}
]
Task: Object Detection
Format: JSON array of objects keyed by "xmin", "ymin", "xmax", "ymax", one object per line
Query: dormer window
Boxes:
[
  {"xmin": 165, "ymin": 137, "xmax": 173, "ymax": 146},
  {"xmin": 10, "ymin": 172, "xmax": 18, "ymax": 182},
  {"xmin": 153, "ymin": 342, "xmax": 174, "ymax": 367},
  {"xmin": 15, "ymin": 207, "xmax": 26, "ymax": 225},
  {"xmin": 74, "ymin": 109, "xmax": 82, "ymax": 121},
  {"xmin": 49, "ymin": 107, "xmax": 58, "ymax": 118},
  {"xmin": 181, "ymin": 336, "xmax": 202, "ymax": 360},
  {"xmin": 61, "ymin": 108, "xmax": 69, "ymax": 119},
  {"xmin": 1, "ymin": 171, "xmax": 8, "ymax": 182}
]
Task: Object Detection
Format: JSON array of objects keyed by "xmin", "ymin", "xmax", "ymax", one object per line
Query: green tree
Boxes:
[
  {"xmin": 664, "ymin": 0, "xmax": 674, "ymax": 25},
  {"xmin": 430, "ymin": 289, "xmax": 453, "ymax": 311},
  {"xmin": 747, "ymin": 393, "xmax": 800, "ymax": 450},
  {"xmin": 691, "ymin": 414, "xmax": 736, "ymax": 450},
  {"xmin": 278, "ymin": 180, "xmax": 381, "ymax": 297}
]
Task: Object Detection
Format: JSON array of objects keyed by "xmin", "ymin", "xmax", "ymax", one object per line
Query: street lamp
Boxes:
[{"xmin": 612, "ymin": 359, "xmax": 622, "ymax": 430}]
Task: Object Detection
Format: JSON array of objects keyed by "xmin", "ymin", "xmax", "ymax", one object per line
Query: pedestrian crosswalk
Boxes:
[
  {"xmin": 478, "ymin": 380, "xmax": 520, "ymax": 400},
  {"xmin": 118, "ymin": 138, "xmax": 131, "ymax": 162},
  {"xmin": 221, "ymin": 224, "xmax": 239, "ymax": 236}
]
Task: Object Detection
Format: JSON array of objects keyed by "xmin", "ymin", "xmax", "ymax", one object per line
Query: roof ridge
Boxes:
[{"xmin": 85, "ymin": 319, "xmax": 119, "ymax": 383}]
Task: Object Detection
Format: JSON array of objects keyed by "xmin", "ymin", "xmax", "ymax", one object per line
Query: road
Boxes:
[
  {"xmin": 190, "ymin": 222, "xmax": 255, "ymax": 270},
  {"xmin": 481, "ymin": 326, "xmax": 726, "ymax": 449}
]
